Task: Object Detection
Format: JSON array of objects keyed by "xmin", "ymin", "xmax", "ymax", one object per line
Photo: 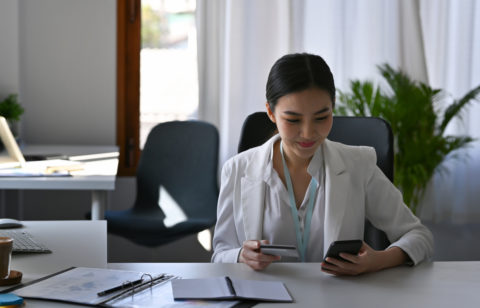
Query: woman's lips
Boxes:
[{"xmin": 298, "ymin": 141, "xmax": 316, "ymax": 148}]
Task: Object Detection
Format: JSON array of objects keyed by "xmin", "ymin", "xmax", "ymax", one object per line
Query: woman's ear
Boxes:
[{"xmin": 265, "ymin": 102, "xmax": 276, "ymax": 123}]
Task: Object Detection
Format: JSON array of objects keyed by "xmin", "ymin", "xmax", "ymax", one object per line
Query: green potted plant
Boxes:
[
  {"xmin": 0, "ymin": 94, "xmax": 24, "ymax": 136},
  {"xmin": 335, "ymin": 64, "xmax": 480, "ymax": 214}
]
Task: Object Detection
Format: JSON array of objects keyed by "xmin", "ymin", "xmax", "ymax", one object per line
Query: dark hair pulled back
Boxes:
[{"xmin": 266, "ymin": 53, "xmax": 335, "ymax": 111}]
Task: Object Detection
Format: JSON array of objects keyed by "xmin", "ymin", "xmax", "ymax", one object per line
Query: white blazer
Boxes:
[{"xmin": 212, "ymin": 135, "xmax": 433, "ymax": 265}]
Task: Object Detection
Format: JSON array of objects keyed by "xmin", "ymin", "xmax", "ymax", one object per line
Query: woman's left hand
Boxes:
[{"xmin": 320, "ymin": 241, "xmax": 383, "ymax": 276}]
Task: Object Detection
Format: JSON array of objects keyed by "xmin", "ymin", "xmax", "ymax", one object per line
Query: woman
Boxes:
[{"xmin": 212, "ymin": 53, "xmax": 433, "ymax": 275}]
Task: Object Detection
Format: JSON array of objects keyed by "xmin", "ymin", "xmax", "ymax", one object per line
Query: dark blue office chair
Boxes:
[
  {"xmin": 238, "ymin": 112, "xmax": 392, "ymax": 250},
  {"xmin": 105, "ymin": 121, "xmax": 219, "ymax": 247}
]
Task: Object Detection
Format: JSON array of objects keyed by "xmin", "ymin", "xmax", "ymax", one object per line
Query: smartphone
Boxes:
[
  {"xmin": 260, "ymin": 244, "xmax": 299, "ymax": 258},
  {"xmin": 323, "ymin": 240, "xmax": 363, "ymax": 263}
]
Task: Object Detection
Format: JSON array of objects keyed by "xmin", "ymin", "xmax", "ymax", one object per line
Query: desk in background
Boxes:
[{"xmin": 0, "ymin": 145, "xmax": 118, "ymax": 220}]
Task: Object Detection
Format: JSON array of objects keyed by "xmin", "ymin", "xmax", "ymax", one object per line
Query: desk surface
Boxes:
[
  {"xmin": 2, "ymin": 221, "xmax": 107, "ymax": 308},
  {"xmin": 0, "ymin": 145, "xmax": 118, "ymax": 190},
  {"xmin": 21, "ymin": 144, "xmax": 118, "ymax": 157},
  {"xmin": 110, "ymin": 262, "xmax": 480, "ymax": 308},
  {"xmin": 3, "ymin": 221, "xmax": 480, "ymax": 307},
  {"xmin": 10, "ymin": 221, "xmax": 107, "ymax": 278}
]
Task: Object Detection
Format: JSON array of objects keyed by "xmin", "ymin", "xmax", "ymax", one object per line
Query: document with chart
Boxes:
[
  {"xmin": 13, "ymin": 267, "xmax": 169, "ymax": 306},
  {"xmin": 12, "ymin": 267, "xmax": 239, "ymax": 307}
]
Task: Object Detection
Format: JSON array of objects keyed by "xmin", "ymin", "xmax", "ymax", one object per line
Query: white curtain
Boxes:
[
  {"xmin": 196, "ymin": 0, "xmax": 304, "ymax": 165},
  {"xmin": 196, "ymin": 0, "xmax": 480, "ymax": 223},
  {"xmin": 419, "ymin": 0, "xmax": 480, "ymax": 223},
  {"xmin": 303, "ymin": 0, "xmax": 480, "ymax": 223},
  {"xmin": 303, "ymin": 0, "xmax": 428, "ymax": 89}
]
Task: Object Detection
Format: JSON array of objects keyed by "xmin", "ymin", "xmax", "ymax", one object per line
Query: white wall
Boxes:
[
  {"xmin": 17, "ymin": 0, "xmax": 116, "ymax": 145},
  {"xmin": 0, "ymin": 0, "xmax": 19, "ymax": 96},
  {"xmin": 0, "ymin": 0, "xmax": 124, "ymax": 223}
]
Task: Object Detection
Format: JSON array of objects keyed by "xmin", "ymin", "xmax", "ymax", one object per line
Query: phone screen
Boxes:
[{"xmin": 324, "ymin": 240, "xmax": 362, "ymax": 263}]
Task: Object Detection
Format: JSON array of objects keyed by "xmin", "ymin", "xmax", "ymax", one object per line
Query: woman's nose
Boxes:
[{"xmin": 300, "ymin": 122, "xmax": 316, "ymax": 139}]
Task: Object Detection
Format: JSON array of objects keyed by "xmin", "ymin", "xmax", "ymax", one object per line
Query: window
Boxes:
[
  {"xmin": 140, "ymin": 0, "xmax": 198, "ymax": 147},
  {"xmin": 117, "ymin": 0, "xmax": 198, "ymax": 175}
]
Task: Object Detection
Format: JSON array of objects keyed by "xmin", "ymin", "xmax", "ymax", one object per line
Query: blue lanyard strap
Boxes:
[{"xmin": 280, "ymin": 141, "xmax": 318, "ymax": 262}]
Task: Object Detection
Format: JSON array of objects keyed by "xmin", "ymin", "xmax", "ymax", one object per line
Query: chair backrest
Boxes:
[
  {"xmin": 135, "ymin": 121, "xmax": 219, "ymax": 221},
  {"xmin": 237, "ymin": 112, "xmax": 392, "ymax": 250},
  {"xmin": 328, "ymin": 116, "xmax": 393, "ymax": 181},
  {"xmin": 237, "ymin": 112, "xmax": 278, "ymax": 154}
]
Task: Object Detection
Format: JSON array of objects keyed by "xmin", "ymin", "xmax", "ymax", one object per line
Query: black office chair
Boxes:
[
  {"xmin": 105, "ymin": 121, "xmax": 219, "ymax": 247},
  {"xmin": 238, "ymin": 112, "xmax": 392, "ymax": 250}
]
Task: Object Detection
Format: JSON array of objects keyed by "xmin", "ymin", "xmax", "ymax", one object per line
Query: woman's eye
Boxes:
[
  {"xmin": 286, "ymin": 119, "xmax": 300, "ymax": 123},
  {"xmin": 316, "ymin": 116, "xmax": 329, "ymax": 121}
]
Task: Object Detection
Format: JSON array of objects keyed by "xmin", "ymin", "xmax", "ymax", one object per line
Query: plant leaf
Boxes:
[
  {"xmin": 337, "ymin": 63, "xmax": 479, "ymax": 214},
  {"xmin": 440, "ymin": 84, "xmax": 480, "ymax": 133},
  {"xmin": 0, "ymin": 94, "xmax": 24, "ymax": 121}
]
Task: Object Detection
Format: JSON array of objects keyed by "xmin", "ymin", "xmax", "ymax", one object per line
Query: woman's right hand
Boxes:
[{"xmin": 239, "ymin": 240, "xmax": 281, "ymax": 270}]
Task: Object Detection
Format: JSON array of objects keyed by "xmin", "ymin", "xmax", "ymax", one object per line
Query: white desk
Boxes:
[
  {"xmin": 110, "ymin": 262, "xmax": 480, "ymax": 308},
  {"xmin": 3, "ymin": 221, "xmax": 480, "ymax": 307},
  {"xmin": 10, "ymin": 221, "xmax": 107, "ymax": 278},
  {"xmin": 2, "ymin": 220, "xmax": 107, "ymax": 308},
  {"xmin": 0, "ymin": 145, "xmax": 118, "ymax": 220}
]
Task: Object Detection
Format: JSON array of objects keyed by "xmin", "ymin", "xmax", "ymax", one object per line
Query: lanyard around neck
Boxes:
[{"xmin": 280, "ymin": 141, "xmax": 317, "ymax": 262}]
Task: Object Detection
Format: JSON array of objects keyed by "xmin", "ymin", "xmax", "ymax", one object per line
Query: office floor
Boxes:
[
  {"xmin": 5, "ymin": 179, "xmax": 479, "ymax": 262},
  {"xmin": 107, "ymin": 221, "xmax": 480, "ymax": 263},
  {"xmin": 104, "ymin": 179, "xmax": 480, "ymax": 262},
  {"xmin": 108, "ymin": 232, "xmax": 213, "ymax": 262},
  {"xmin": 424, "ymin": 221, "xmax": 480, "ymax": 261}
]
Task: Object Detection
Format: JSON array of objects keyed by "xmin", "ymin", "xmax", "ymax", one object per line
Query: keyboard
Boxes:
[{"xmin": 0, "ymin": 229, "xmax": 51, "ymax": 253}]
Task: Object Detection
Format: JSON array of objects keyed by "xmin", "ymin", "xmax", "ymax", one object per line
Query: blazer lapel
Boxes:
[
  {"xmin": 240, "ymin": 136, "xmax": 277, "ymax": 241},
  {"xmin": 240, "ymin": 177, "xmax": 265, "ymax": 240},
  {"xmin": 323, "ymin": 140, "xmax": 350, "ymax": 255}
]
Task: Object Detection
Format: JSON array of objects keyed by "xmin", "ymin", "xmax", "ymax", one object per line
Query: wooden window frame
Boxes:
[{"xmin": 117, "ymin": 0, "xmax": 141, "ymax": 176}]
